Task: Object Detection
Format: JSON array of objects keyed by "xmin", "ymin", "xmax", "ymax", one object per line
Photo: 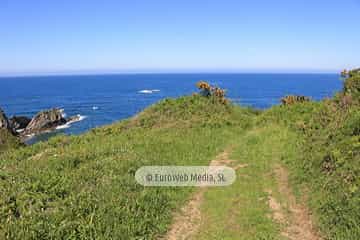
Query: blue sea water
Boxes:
[{"xmin": 0, "ymin": 73, "xmax": 341, "ymax": 141}]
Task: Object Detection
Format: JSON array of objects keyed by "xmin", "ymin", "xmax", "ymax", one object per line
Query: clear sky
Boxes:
[{"xmin": 1, "ymin": 0, "xmax": 359, "ymax": 75}]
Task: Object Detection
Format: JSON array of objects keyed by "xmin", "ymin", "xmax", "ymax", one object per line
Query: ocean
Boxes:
[{"xmin": 0, "ymin": 73, "xmax": 341, "ymax": 142}]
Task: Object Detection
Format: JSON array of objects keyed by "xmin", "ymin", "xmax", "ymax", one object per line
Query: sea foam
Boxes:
[
  {"xmin": 138, "ymin": 89, "xmax": 160, "ymax": 94},
  {"xmin": 56, "ymin": 114, "xmax": 87, "ymax": 130}
]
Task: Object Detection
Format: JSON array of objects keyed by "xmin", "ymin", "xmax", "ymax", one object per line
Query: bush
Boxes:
[
  {"xmin": 341, "ymin": 68, "xmax": 360, "ymax": 101},
  {"xmin": 280, "ymin": 95, "xmax": 311, "ymax": 106},
  {"xmin": 196, "ymin": 81, "xmax": 228, "ymax": 105},
  {"xmin": 344, "ymin": 75, "xmax": 360, "ymax": 100},
  {"xmin": 290, "ymin": 71, "xmax": 360, "ymax": 238}
]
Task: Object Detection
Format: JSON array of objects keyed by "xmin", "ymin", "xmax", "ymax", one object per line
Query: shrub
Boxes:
[
  {"xmin": 280, "ymin": 95, "xmax": 311, "ymax": 106},
  {"xmin": 196, "ymin": 81, "xmax": 211, "ymax": 97},
  {"xmin": 196, "ymin": 81, "xmax": 228, "ymax": 105},
  {"xmin": 343, "ymin": 69, "xmax": 360, "ymax": 100},
  {"xmin": 333, "ymin": 93, "xmax": 354, "ymax": 109}
]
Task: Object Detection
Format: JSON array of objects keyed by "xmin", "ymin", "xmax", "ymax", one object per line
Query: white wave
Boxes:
[
  {"xmin": 56, "ymin": 123, "xmax": 71, "ymax": 130},
  {"xmin": 56, "ymin": 114, "xmax": 87, "ymax": 130},
  {"xmin": 138, "ymin": 89, "xmax": 161, "ymax": 94},
  {"xmin": 67, "ymin": 114, "xmax": 87, "ymax": 124},
  {"xmin": 92, "ymin": 106, "xmax": 99, "ymax": 110},
  {"xmin": 139, "ymin": 90, "xmax": 153, "ymax": 94}
]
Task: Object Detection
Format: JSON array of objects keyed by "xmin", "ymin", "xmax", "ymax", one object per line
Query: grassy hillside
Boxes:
[
  {"xmin": 0, "ymin": 95, "xmax": 256, "ymax": 239},
  {"xmin": 0, "ymin": 72, "xmax": 359, "ymax": 239},
  {"xmin": 258, "ymin": 69, "xmax": 360, "ymax": 239},
  {"xmin": 288, "ymin": 72, "xmax": 360, "ymax": 239}
]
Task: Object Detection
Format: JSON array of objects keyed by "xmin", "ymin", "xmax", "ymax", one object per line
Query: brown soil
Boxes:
[
  {"xmin": 162, "ymin": 149, "xmax": 236, "ymax": 240},
  {"xmin": 162, "ymin": 151, "xmax": 320, "ymax": 240},
  {"xmin": 161, "ymin": 188, "xmax": 205, "ymax": 240},
  {"xmin": 267, "ymin": 164, "xmax": 321, "ymax": 240}
]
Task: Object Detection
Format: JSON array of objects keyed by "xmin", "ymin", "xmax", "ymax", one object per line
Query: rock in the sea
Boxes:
[
  {"xmin": 0, "ymin": 108, "xmax": 16, "ymax": 135},
  {"xmin": 25, "ymin": 108, "xmax": 66, "ymax": 134},
  {"xmin": 9, "ymin": 116, "xmax": 31, "ymax": 131},
  {"xmin": 66, "ymin": 114, "xmax": 81, "ymax": 123},
  {"xmin": 0, "ymin": 108, "xmax": 10, "ymax": 129},
  {"xmin": 0, "ymin": 107, "xmax": 22, "ymax": 150}
]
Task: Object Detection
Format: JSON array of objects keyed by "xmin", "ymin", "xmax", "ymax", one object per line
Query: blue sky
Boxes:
[{"xmin": 0, "ymin": 0, "xmax": 359, "ymax": 75}]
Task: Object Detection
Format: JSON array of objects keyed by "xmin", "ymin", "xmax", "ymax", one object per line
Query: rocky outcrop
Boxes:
[
  {"xmin": 1, "ymin": 106, "xmax": 83, "ymax": 144},
  {"xmin": 0, "ymin": 108, "xmax": 19, "ymax": 150},
  {"xmin": 0, "ymin": 108, "xmax": 16, "ymax": 135},
  {"xmin": 24, "ymin": 108, "xmax": 66, "ymax": 135},
  {"xmin": 0, "ymin": 108, "xmax": 10, "ymax": 129},
  {"xmin": 9, "ymin": 116, "xmax": 31, "ymax": 131},
  {"xmin": 66, "ymin": 114, "xmax": 81, "ymax": 123}
]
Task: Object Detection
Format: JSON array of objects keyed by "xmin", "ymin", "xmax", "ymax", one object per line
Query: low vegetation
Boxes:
[
  {"xmin": 196, "ymin": 81, "xmax": 228, "ymax": 105},
  {"xmin": 0, "ymin": 129, "xmax": 22, "ymax": 153},
  {"xmin": 293, "ymin": 71, "xmax": 360, "ymax": 239},
  {"xmin": 280, "ymin": 95, "xmax": 311, "ymax": 106},
  {"xmin": 0, "ymin": 73, "xmax": 359, "ymax": 239}
]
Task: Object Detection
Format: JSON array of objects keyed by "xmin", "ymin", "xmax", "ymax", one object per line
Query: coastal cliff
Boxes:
[{"xmin": 0, "ymin": 108, "xmax": 83, "ymax": 150}]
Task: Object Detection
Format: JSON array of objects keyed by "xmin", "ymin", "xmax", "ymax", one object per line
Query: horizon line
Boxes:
[{"xmin": 0, "ymin": 70, "xmax": 340, "ymax": 78}]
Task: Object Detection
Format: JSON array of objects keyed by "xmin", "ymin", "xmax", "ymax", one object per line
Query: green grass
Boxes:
[
  {"xmin": 260, "ymin": 95, "xmax": 360, "ymax": 239},
  {"xmin": 0, "ymin": 95, "xmax": 255, "ymax": 239},
  {"xmin": 0, "ymin": 129, "xmax": 22, "ymax": 153},
  {"xmin": 194, "ymin": 124, "xmax": 300, "ymax": 240},
  {"xmin": 1, "ymin": 72, "xmax": 360, "ymax": 239},
  {"xmin": 288, "ymin": 102, "xmax": 360, "ymax": 239}
]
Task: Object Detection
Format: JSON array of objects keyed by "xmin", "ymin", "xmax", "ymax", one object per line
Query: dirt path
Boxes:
[
  {"xmin": 163, "ymin": 133, "xmax": 321, "ymax": 240},
  {"xmin": 267, "ymin": 164, "xmax": 321, "ymax": 240},
  {"xmin": 162, "ymin": 149, "xmax": 235, "ymax": 240}
]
